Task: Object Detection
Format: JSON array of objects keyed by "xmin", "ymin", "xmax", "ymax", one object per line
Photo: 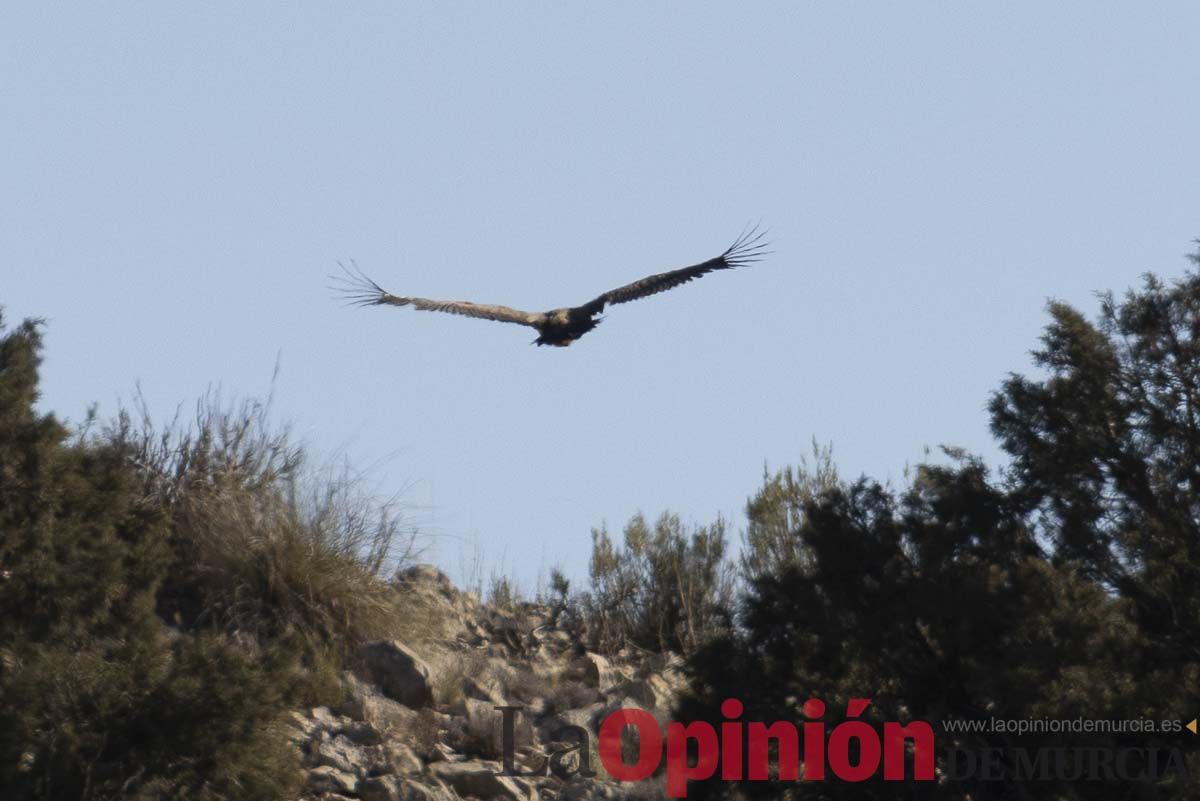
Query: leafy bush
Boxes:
[
  {"xmin": 740, "ymin": 439, "xmax": 839, "ymax": 582},
  {"xmin": 580, "ymin": 512, "xmax": 734, "ymax": 655}
]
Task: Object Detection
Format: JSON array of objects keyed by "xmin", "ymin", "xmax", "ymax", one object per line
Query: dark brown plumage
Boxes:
[{"xmin": 332, "ymin": 226, "xmax": 769, "ymax": 347}]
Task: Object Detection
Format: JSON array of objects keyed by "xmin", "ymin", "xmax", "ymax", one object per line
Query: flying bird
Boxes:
[{"xmin": 332, "ymin": 226, "xmax": 769, "ymax": 347}]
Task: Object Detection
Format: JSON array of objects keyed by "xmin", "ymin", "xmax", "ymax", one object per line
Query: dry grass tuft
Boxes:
[{"xmin": 109, "ymin": 389, "xmax": 421, "ymax": 665}]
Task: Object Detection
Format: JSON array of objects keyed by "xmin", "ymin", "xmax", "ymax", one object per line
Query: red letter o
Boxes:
[{"xmin": 598, "ymin": 708, "xmax": 663, "ymax": 781}]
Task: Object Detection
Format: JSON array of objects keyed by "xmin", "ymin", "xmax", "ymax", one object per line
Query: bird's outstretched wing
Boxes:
[
  {"xmin": 331, "ymin": 263, "xmax": 544, "ymax": 328},
  {"xmin": 583, "ymin": 225, "xmax": 770, "ymax": 313}
]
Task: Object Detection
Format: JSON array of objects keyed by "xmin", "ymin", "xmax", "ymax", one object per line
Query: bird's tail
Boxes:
[{"xmin": 329, "ymin": 261, "xmax": 393, "ymax": 306}]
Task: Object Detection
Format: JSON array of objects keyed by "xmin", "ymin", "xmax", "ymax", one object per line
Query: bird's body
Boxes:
[
  {"xmin": 535, "ymin": 307, "xmax": 602, "ymax": 347},
  {"xmin": 333, "ymin": 226, "xmax": 768, "ymax": 346}
]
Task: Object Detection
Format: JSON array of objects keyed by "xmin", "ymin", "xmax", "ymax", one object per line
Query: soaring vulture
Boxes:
[{"xmin": 332, "ymin": 226, "xmax": 768, "ymax": 347}]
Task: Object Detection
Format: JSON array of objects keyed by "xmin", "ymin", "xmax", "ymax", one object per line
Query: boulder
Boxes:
[
  {"xmin": 342, "ymin": 670, "xmax": 418, "ymax": 732},
  {"xmin": 360, "ymin": 775, "xmax": 406, "ymax": 801},
  {"xmin": 284, "ymin": 710, "xmax": 320, "ymax": 745},
  {"xmin": 361, "ymin": 775, "xmax": 459, "ymax": 801},
  {"xmin": 311, "ymin": 705, "xmax": 346, "ymax": 732},
  {"xmin": 361, "ymin": 640, "xmax": 435, "ymax": 709},
  {"xmin": 308, "ymin": 765, "xmax": 359, "ymax": 795},
  {"xmin": 430, "ymin": 760, "xmax": 531, "ymax": 800},
  {"xmin": 340, "ymin": 719, "xmax": 384, "ymax": 746},
  {"xmin": 569, "ymin": 653, "xmax": 615, "ymax": 690},
  {"xmin": 384, "ymin": 740, "xmax": 425, "ymax": 774},
  {"xmin": 557, "ymin": 701, "xmax": 606, "ymax": 731},
  {"xmin": 396, "ymin": 563, "xmax": 457, "ymax": 597},
  {"xmin": 604, "ymin": 674, "xmax": 675, "ymax": 711},
  {"xmin": 307, "ymin": 732, "xmax": 381, "ymax": 776},
  {"xmin": 463, "ymin": 696, "xmax": 500, "ymax": 749}
]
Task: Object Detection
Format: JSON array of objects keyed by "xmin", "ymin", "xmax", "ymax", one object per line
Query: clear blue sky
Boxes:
[{"xmin": 4, "ymin": 4, "xmax": 1198, "ymax": 590}]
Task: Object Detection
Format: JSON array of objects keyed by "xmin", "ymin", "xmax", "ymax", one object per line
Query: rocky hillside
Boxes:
[{"xmin": 290, "ymin": 565, "xmax": 686, "ymax": 801}]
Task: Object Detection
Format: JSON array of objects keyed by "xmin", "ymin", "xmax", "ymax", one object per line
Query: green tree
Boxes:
[
  {"xmin": 680, "ymin": 253, "xmax": 1200, "ymax": 800},
  {"xmin": 0, "ymin": 313, "xmax": 300, "ymax": 801},
  {"xmin": 990, "ymin": 264, "xmax": 1200, "ymax": 682}
]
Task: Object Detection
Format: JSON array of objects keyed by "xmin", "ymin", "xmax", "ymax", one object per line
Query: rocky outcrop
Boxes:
[
  {"xmin": 294, "ymin": 565, "xmax": 686, "ymax": 801},
  {"xmin": 567, "ymin": 653, "xmax": 616, "ymax": 691},
  {"xmin": 361, "ymin": 640, "xmax": 435, "ymax": 709}
]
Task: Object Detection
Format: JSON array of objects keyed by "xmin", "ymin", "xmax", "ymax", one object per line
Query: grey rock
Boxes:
[
  {"xmin": 311, "ymin": 705, "xmax": 347, "ymax": 732},
  {"xmin": 309, "ymin": 733, "xmax": 372, "ymax": 775},
  {"xmin": 396, "ymin": 563, "xmax": 457, "ymax": 596},
  {"xmin": 363, "ymin": 776, "xmax": 460, "ymax": 801},
  {"xmin": 550, "ymin": 701, "xmax": 606, "ymax": 732},
  {"xmin": 361, "ymin": 640, "xmax": 435, "ymax": 709},
  {"xmin": 284, "ymin": 710, "xmax": 320, "ymax": 745},
  {"xmin": 569, "ymin": 653, "xmax": 615, "ymax": 690},
  {"xmin": 360, "ymin": 775, "xmax": 406, "ymax": 801},
  {"xmin": 307, "ymin": 765, "xmax": 359, "ymax": 795},
  {"xmin": 341, "ymin": 670, "xmax": 417, "ymax": 733},
  {"xmin": 430, "ymin": 759, "xmax": 531, "ymax": 800},
  {"xmin": 340, "ymin": 719, "xmax": 384, "ymax": 746},
  {"xmin": 604, "ymin": 675, "xmax": 675, "ymax": 711},
  {"xmin": 430, "ymin": 741, "xmax": 462, "ymax": 763},
  {"xmin": 384, "ymin": 740, "xmax": 425, "ymax": 774}
]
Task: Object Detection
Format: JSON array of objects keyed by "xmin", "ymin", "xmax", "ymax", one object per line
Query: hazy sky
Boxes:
[{"xmin": 4, "ymin": 4, "xmax": 1198, "ymax": 590}]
